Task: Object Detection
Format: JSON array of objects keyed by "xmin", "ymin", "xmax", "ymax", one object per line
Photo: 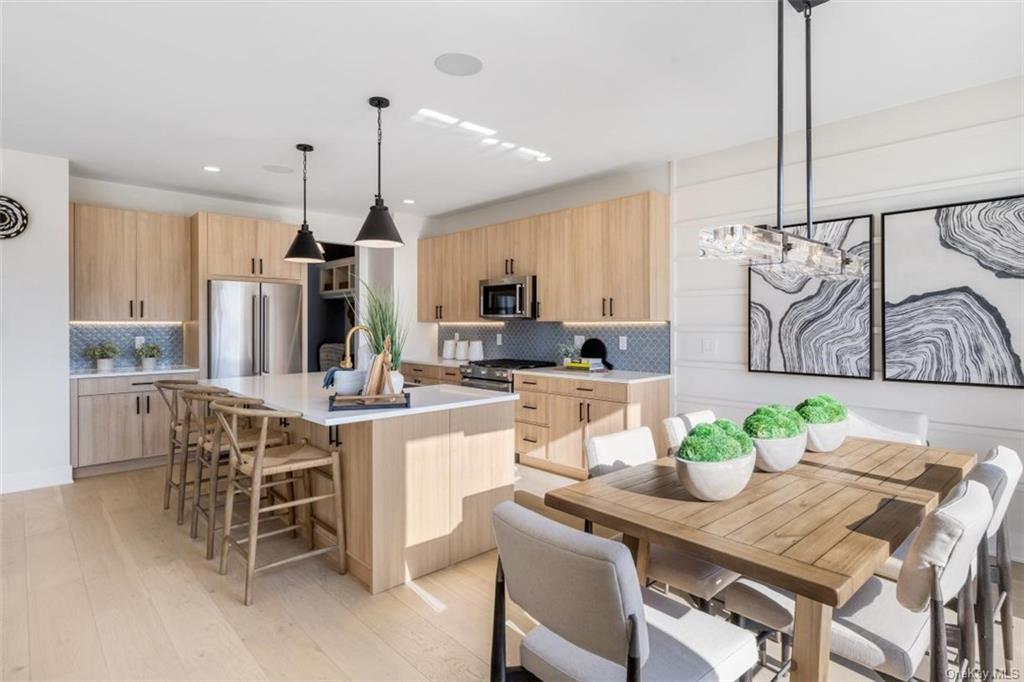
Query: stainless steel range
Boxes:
[{"xmin": 460, "ymin": 359, "xmax": 556, "ymax": 392}]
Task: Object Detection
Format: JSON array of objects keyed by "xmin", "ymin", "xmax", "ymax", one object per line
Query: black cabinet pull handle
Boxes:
[
  {"xmin": 523, "ymin": 404, "xmax": 537, "ymax": 410},
  {"xmin": 609, "ymin": 297, "xmax": 614, "ymax": 317},
  {"xmin": 130, "ymin": 381, "xmax": 154, "ymax": 386},
  {"xmin": 575, "ymin": 386, "xmax": 594, "ymax": 392},
  {"xmin": 522, "ymin": 380, "xmax": 538, "ymax": 386},
  {"xmin": 146, "ymin": 395, "xmax": 151, "ymax": 413},
  {"xmin": 129, "ymin": 300, "xmax": 133, "ymax": 318},
  {"xmin": 504, "ymin": 259, "xmax": 509, "ymax": 275},
  {"xmin": 259, "ymin": 258, "xmax": 264, "ymax": 275},
  {"xmin": 140, "ymin": 300, "xmax": 144, "ymax": 318},
  {"xmin": 522, "ymin": 436, "xmax": 538, "ymax": 444},
  {"xmin": 579, "ymin": 402, "xmax": 583, "ymax": 422},
  {"xmin": 439, "ymin": 305, "xmax": 443, "ymax": 319},
  {"xmin": 602, "ymin": 298, "xmax": 607, "ymax": 317},
  {"xmin": 251, "ymin": 257, "xmax": 256, "ymax": 274},
  {"xmin": 510, "ymin": 258, "xmax": 515, "ymax": 274},
  {"xmin": 586, "ymin": 403, "xmax": 591, "ymax": 423},
  {"xmin": 135, "ymin": 396, "xmax": 140, "ymax": 414}
]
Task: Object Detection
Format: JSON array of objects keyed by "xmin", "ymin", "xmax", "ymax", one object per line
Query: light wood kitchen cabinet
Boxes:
[
  {"xmin": 257, "ymin": 220, "xmax": 305, "ymax": 280},
  {"xmin": 141, "ymin": 392, "xmax": 173, "ymax": 458},
  {"xmin": 417, "ymin": 235, "xmax": 446, "ymax": 321},
  {"xmin": 73, "ymin": 205, "xmax": 190, "ymax": 322},
  {"xmin": 484, "ymin": 218, "xmax": 536, "ymax": 278},
  {"xmin": 417, "ymin": 231, "xmax": 483, "ymax": 322},
  {"xmin": 400, "ymin": 361, "xmax": 462, "ymax": 386},
  {"xmin": 77, "ymin": 393, "xmax": 145, "ymax": 467},
  {"xmin": 513, "ymin": 372, "xmax": 670, "ymax": 479},
  {"xmin": 534, "ymin": 209, "xmax": 573, "ymax": 321},
  {"xmin": 206, "ymin": 214, "xmax": 258, "ymax": 278}
]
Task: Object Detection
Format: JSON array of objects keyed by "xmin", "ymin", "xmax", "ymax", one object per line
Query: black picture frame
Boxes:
[
  {"xmin": 747, "ymin": 214, "xmax": 875, "ymax": 381},
  {"xmin": 881, "ymin": 193, "xmax": 1024, "ymax": 390}
]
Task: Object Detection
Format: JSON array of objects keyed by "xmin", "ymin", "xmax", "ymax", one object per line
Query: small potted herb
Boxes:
[
  {"xmin": 557, "ymin": 343, "xmax": 578, "ymax": 366},
  {"xmin": 796, "ymin": 394, "xmax": 849, "ymax": 452},
  {"xmin": 675, "ymin": 419, "xmax": 755, "ymax": 501},
  {"xmin": 85, "ymin": 341, "xmax": 118, "ymax": 372},
  {"xmin": 137, "ymin": 343, "xmax": 162, "ymax": 370},
  {"xmin": 744, "ymin": 404, "xmax": 807, "ymax": 472}
]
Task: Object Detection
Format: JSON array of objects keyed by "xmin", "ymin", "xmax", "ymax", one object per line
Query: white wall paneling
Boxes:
[{"xmin": 671, "ymin": 77, "xmax": 1024, "ymax": 557}]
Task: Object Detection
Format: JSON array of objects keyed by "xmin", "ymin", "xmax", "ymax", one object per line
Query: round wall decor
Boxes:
[{"xmin": 0, "ymin": 196, "xmax": 29, "ymax": 239}]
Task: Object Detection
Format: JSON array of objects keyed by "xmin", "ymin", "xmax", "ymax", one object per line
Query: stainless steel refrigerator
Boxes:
[{"xmin": 208, "ymin": 280, "xmax": 303, "ymax": 378}]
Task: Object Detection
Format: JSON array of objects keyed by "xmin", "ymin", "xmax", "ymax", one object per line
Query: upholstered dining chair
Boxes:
[
  {"xmin": 719, "ymin": 479, "xmax": 994, "ymax": 681},
  {"xmin": 490, "ymin": 501, "xmax": 758, "ymax": 682},
  {"xmin": 847, "ymin": 406, "xmax": 929, "ymax": 445},
  {"xmin": 662, "ymin": 410, "xmax": 716, "ymax": 457},
  {"xmin": 584, "ymin": 427, "xmax": 740, "ymax": 612},
  {"xmin": 681, "ymin": 410, "xmax": 716, "ymax": 433}
]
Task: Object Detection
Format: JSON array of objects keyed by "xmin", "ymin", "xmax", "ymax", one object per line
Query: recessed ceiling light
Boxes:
[
  {"xmin": 416, "ymin": 108, "xmax": 458, "ymax": 125},
  {"xmin": 202, "ymin": 165, "xmax": 221, "ymax": 173},
  {"xmin": 481, "ymin": 138, "xmax": 499, "ymax": 146},
  {"xmin": 458, "ymin": 121, "xmax": 496, "ymax": 136},
  {"xmin": 434, "ymin": 53, "xmax": 484, "ymax": 77},
  {"xmin": 518, "ymin": 147, "xmax": 546, "ymax": 158},
  {"xmin": 536, "ymin": 156, "xmax": 552, "ymax": 163},
  {"xmin": 403, "ymin": 199, "xmax": 415, "ymax": 204},
  {"xmin": 263, "ymin": 164, "xmax": 294, "ymax": 174},
  {"xmin": 499, "ymin": 142, "xmax": 516, "ymax": 149}
]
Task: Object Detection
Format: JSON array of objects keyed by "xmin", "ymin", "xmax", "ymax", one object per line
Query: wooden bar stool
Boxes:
[
  {"xmin": 155, "ymin": 380, "xmax": 228, "ymax": 523},
  {"xmin": 184, "ymin": 392, "xmax": 288, "ymax": 559},
  {"xmin": 213, "ymin": 401, "xmax": 346, "ymax": 605}
]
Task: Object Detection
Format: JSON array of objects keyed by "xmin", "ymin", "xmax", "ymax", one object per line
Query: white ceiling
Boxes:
[{"xmin": 3, "ymin": 1, "xmax": 1021, "ymax": 217}]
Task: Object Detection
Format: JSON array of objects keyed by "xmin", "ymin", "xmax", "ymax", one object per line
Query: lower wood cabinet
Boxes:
[
  {"xmin": 72, "ymin": 371, "xmax": 198, "ymax": 471},
  {"xmin": 513, "ymin": 373, "xmax": 669, "ymax": 479},
  {"xmin": 400, "ymin": 362, "xmax": 462, "ymax": 386}
]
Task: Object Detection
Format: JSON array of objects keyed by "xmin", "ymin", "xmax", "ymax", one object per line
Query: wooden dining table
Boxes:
[{"xmin": 544, "ymin": 436, "xmax": 976, "ymax": 682}]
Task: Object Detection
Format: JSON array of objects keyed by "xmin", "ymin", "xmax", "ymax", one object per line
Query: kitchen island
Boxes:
[{"xmin": 202, "ymin": 373, "xmax": 517, "ymax": 593}]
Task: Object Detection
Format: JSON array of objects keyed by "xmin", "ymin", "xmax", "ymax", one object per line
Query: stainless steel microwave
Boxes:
[{"xmin": 479, "ymin": 275, "xmax": 535, "ymax": 319}]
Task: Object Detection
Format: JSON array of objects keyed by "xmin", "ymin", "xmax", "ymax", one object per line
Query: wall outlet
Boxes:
[
  {"xmin": 134, "ymin": 336, "xmax": 145, "ymax": 349},
  {"xmin": 619, "ymin": 335, "xmax": 628, "ymax": 351},
  {"xmin": 573, "ymin": 335, "xmax": 585, "ymax": 348},
  {"xmin": 700, "ymin": 337, "xmax": 718, "ymax": 355},
  {"xmin": 496, "ymin": 333, "xmax": 502, "ymax": 346},
  {"xmin": 453, "ymin": 332, "xmax": 460, "ymax": 341}
]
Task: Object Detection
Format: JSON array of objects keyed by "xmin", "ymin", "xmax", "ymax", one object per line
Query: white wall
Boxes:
[
  {"xmin": 671, "ymin": 77, "xmax": 1024, "ymax": 553},
  {"xmin": 1, "ymin": 149, "xmax": 72, "ymax": 493}
]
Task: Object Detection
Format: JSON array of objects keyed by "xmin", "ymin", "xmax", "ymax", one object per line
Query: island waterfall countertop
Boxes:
[
  {"xmin": 200, "ymin": 372, "xmax": 517, "ymax": 426},
  {"xmin": 512, "ymin": 366, "xmax": 670, "ymax": 384}
]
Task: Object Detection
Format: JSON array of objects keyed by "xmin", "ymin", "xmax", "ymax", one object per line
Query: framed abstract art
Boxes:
[
  {"xmin": 748, "ymin": 215, "xmax": 874, "ymax": 380},
  {"xmin": 882, "ymin": 194, "xmax": 1024, "ymax": 389}
]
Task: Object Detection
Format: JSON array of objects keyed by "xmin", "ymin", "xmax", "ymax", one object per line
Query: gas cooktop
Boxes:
[{"xmin": 466, "ymin": 359, "xmax": 556, "ymax": 369}]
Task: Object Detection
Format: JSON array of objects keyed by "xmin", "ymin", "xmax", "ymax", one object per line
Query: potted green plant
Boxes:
[
  {"xmin": 361, "ymin": 281, "xmax": 409, "ymax": 392},
  {"xmin": 85, "ymin": 341, "xmax": 118, "ymax": 372},
  {"xmin": 675, "ymin": 419, "xmax": 755, "ymax": 501},
  {"xmin": 743, "ymin": 404, "xmax": 808, "ymax": 472},
  {"xmin": 557, "ymin": 343, "xmax": 578, "ymax": 366},
  {"xmin": 137, "ymin": 342, "xmax": 162, "ymax": 370},
  {"xmin": 796, "ymin": 394, "xmax": 849, "ymax": 452}
]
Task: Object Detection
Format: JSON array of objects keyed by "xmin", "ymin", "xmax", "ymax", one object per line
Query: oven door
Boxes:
[
  {"xmin": 479, "ymin": 276, "xmax": 533, "ymax": 319},
  {"xmin": 460, "ymin": 377, "xmax": 513, "ymax": 393}
]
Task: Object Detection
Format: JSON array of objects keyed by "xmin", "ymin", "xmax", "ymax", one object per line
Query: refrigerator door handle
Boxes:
[
  {"xmin": 251, "ymin": 295, "xmax": 258, "ymax": 375},
  {"xmin": 262, "ymin": 294, "xmax": 269, "ymax": 373}
]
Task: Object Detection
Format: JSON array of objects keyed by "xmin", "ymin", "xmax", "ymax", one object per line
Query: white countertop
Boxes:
[
  {"xmin": 201, "ymin": 372, "xmax": 517, "ymax": 426},
  {"xmin": 401, "ymin": 355, "xmax": 466, "ymax": 368},
  {"xmin": 71, "ymin": 365, "xmax": 200, "ymax": 379},
  {"xmin": 513, "ymin": 367, "xmax": 671, "ymax": 385}
]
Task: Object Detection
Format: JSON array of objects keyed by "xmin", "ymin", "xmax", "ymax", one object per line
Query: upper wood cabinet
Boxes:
[
  {"xmin": 204, "ymin": 214, "xmax": 303, "ymax": 281},
  {"xmin": 73, "ymin": 204, "xmax": 190, "ymax": 322},
  {"xmin": 415, "ymin": 191, "xmax": 668, "ymax": 323},
  {"xmin": 484, "ymin": 218, "xmax": 536, "ymax": 278}
]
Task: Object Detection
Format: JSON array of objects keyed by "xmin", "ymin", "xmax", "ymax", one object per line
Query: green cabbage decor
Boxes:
[
  {"xmin": 743, "ymin": 404, "xmax": 807, "ymax": 439},
  {"xmin": 678, "ymin": 419, "xmax": 753, "ymax": 463},
  {"xmin": 795, "ymin": 394, "xmax": 848, "ymax": 424}
]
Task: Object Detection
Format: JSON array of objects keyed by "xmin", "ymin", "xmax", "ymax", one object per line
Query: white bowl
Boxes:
[
  {"xmin": 675, "ymin": 450, "xmax": 755, "ymax": 502},
  {"xmin": 753, "ymin": 432, "xmax": 808, "ymax": 472},
  {"xmin": 333, "ymin": 369, "xmax": 368, "ymax": 396},
  {"xmin": 806, "ymin": 418, "xmax": 849, "ymax": 453}
]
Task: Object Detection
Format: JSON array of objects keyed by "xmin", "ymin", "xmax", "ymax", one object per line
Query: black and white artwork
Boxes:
[
  {"xmin": 748, "ymin": 215, "xmax": 873, "ymax": 379},
  {"xmin": 882, "ymin": 195, "xmax": 1024, "ymax": 389}
]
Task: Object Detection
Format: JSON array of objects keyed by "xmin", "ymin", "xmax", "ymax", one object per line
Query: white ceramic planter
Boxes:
[
  {"xmin": 675, "ymin": 450, "xmax": 755, "ymax": 501},
  {"xmin": 388, "ymin": 371, "xmax": 405, "ymax": 393},
  {"xmin": 806, "ymin": 418, "xmax": 849, "ymax": 453},
  {"xmin": 141, "ymin": 357, "xmax": 157, "ymax": 370},
  {"xmin": 753, "ymin": 432, "xmax": 808, "ymax": 472},
  {"xmin": 96, "ymin": 358, "xmax": 114, "ymax": 372},
  {"xmin": 333, "ymin": 369, "xmax": 369, "ymax": 396}
]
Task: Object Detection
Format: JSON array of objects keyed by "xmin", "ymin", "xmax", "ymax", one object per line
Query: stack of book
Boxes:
[{"xmin": 564, "ymin": 358, "xmax": 606, "ymax": 372}]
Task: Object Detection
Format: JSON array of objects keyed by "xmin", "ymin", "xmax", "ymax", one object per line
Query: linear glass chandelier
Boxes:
[{"xmin": 698, "ymin": 0, "xmax": 865, "ymax": 280}]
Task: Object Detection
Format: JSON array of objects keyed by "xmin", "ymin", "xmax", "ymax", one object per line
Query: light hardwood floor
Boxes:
[{"xmin": 2, "ymin": 467, "xmax": 1021, "ymax": 681}]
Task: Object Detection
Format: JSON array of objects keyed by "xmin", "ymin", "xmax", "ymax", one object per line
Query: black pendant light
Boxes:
[
  {"xmin": 284, "ymin": 143, "xmax": 326, "ymax": 263},
  {"xmin": 355, "ymin": 96, "xmax": 404, "ymax": 248}
]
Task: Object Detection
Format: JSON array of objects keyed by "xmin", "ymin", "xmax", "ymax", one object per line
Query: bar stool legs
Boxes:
[
  {"xmin": 330, "ymin": 455, "xmax": 347, "ymax": 574},
  {"xmin": 997, "ymin": 522, "xmax": 1014, "ymax": 670}
]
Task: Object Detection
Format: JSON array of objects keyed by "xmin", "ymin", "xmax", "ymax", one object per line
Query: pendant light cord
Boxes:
[
  {"xmin": 302, "ymin": 149, "xmax": 308, "ymax": 228},
  {"xmin": 776, "ymin": 0, "xmax": 784, "ymax": 235},
  {"xmin": 376, "ymin": 105, "xmax": 383, "ymax": 200},
  {"xmin": 804, "ymin": 1, "xmax": 813, "ymax": 239}
]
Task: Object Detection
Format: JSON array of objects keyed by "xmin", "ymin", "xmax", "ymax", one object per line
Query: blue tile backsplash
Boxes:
[
  {"xmin": 70, "ymin": 324, "xmax": 185, "ymax": 370},
  {"xmin": 437, "ymin": 321, "xmax": 670, "ymax": 373}
]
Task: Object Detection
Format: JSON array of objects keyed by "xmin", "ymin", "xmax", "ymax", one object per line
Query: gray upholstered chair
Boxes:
[
  {"xmin": 490, "ymin": 501, "xmax": 758, "ymax": 682},
  {"xmin": 847, "ymin": 406, "xmax": 928, "ymax": 445},
  {"xmin": 583, "ymin": 427, "xmax": 740, "ymax": 611},
  {"xmin": 719, "ymin": 479, "xmax": 994, "ymax": 681}
]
